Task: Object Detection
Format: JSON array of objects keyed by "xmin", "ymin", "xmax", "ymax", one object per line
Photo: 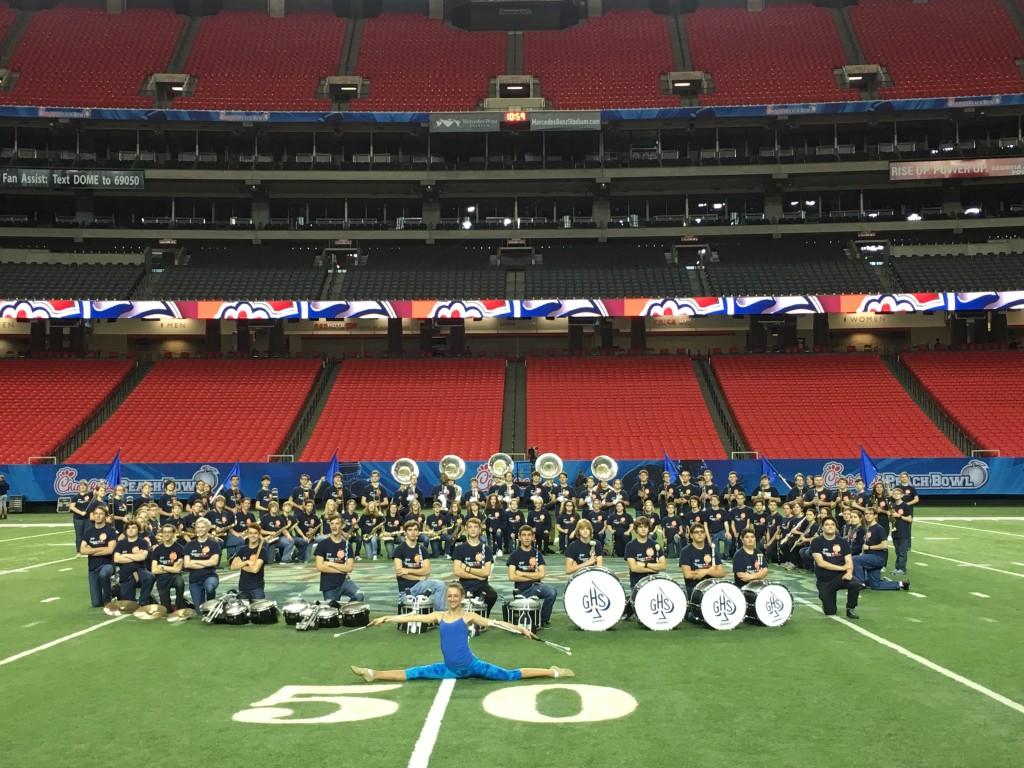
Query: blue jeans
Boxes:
[
  {"xmin": 73, "ymin": 515, "xmax": 88, "ymax": 552},
  {"xmin": 224, "ymin": 532, "xmax": 245, "ymax": 563},
  {"xmin": 800, "ymin": 545, "xmax": 814, "ymax": 571},
  {"xmin": 87, "ymin": 564, "xmax": 115, "ymax": 607},
  {"xmin": 362, "ymin": 535, "xmax": 379, "ymax": 560},
  {"xmin": 266, "ymin": 537, "xmax": 294, "ymax": 564},
  {"xmin": 324, "ymin": 580, "xmax": 365, "ymax": 603},
  {"xmin": 119, "ymin": 569, "xmax": 155, "ymax": 604},
  {"xmin": 407, "ymin": 579, "xmax": 447, "ymax": 611},
  {"xmin": 711, "ymin": 531, "xmax": 728, "ymax": 562},
  {"xmin": 293, "ymin": 537, "xmax": 312, "ymax": 563},
  {"xmin": 515, "ymin": 582, "xmax": 557, "ymax": 624},
  {"xmin": 238, "ymin": 588, "xmax": 265, "ymax": 600},
  {"xmin": 893, "ymin": 536, "xmax": 911, "ymax": 571},
  {"xmin": 189, "ymin": 574, "xmax": 220, "ymax": 608}
]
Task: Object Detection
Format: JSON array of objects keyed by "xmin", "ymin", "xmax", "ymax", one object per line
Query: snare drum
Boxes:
[
  {"xmin": 502, "ymin": 595, "xmax": 542, "ymax": 633},
  {"xmin": 688, "ymin": 578, "xmax": 745, "ymax": 630},
  {"xmin": 199, "ymin": 599, "xmax": 226, "ymax": 624},
  {"xmin": 341, "ymin": 601, "xmax": 370, "ymax": 628},
  {"xmin": 741, "ymin": 580, "xmax": 793, "ymax": 627},
  {"xmin": 461, "ymin": 596, "xmax": 488, "ymax": 636},
  {"xmin": 316, "ymin": 605, "xmax": 342, "ymax": 629},
  {"xmin": 282, "ymin": 597, "xmax": 309, "ymax": 626},
  {"xmin": 398, "ymin": 594, "xmax": 435, "ymax": 634},
  {"xmin": 249, "ymin": 600, "xmax": 279, "ymax": 625},
  {"xmin": 630, "ymin": 574, "xmax": 688, "ymax": 631},
  {"xmin": 563, "ymin": 566, "xmax": 626, "ymax": 631},
  {"xmin": 222, "ymin": 597, "xmax": 251, "ymax": 626}
]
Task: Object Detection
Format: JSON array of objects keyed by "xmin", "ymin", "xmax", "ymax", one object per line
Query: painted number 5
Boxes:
[{"xmin": 233, "ymin": 684, "xmax": 402, "ymax": 725}]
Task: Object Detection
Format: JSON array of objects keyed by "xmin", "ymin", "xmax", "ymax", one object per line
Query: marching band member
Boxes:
[
  {"xmin": 464, "ymin": 476, "xmax": 484, "ymax": 507},
  {"xmin": 358, "ymin": 500, "xmax": 383, "ymax": 561},
  {"xmin": 224, "ymin": 472, "xmax": 244, "ymax": 513},
  {"xmin": 289, "ymin": 473, "xmax": 315, "ymax": 507},
  {"xmin": 639, "ymin": 498, "xmax": 662, "ymax": 544},
  {"xmin": 109, "ymin": 484, "xmax": 129, "ymax": 534},
  {"xmin": 732, "ymin": 529, "xmax": 768, "ymax": 586},
  {"xmin": 136, "ymin": 481, "xmax": 156, "ymax": 516},
  {"xmin": 556, "ymin": 500, "xmax": 580, "ymax": 554},
  {"xmin": 382, "ymin": 502, "xmax": 404, "ymax": 559},
  {"xmin": 785, "ymin": 473, "xmax": 808, "ymax": 503},
  {"xmin": 679, "ymin": 523, "xmax": 725, "ymax": 599},
  {"xmin": 808, "ymin": 475, "xmax": 836, "ymax": 515},
  {"xmin": 230, "ymin": 524, "xmax": 269, "ymax": 600},
  {"xmin": 752, "ymin": 474, "xmax": 781, "ymax": 507},
  {"xmin": 780, "ymin": 507, "xmax": 818, "ymax": 571},
  {"xmin": 260, "ymin": 500, "xmax": 294, "ymax": 564},
  {"xmin": 632, "ymin": 468, "xmax": 656, "ymax": 510},
  {"xmin": 361, "ymin": 469, "xmax": 389, "ymax": 509},
  {"xmin": 149, "ymin": 523, "xmax": 187, "ymax": 612},
  {"xmin": 495, "ymin": 471, "xmax": 519, "ymax": 508},
  {"xmin": 890, "ymin": 487, "xmax": 914, "ymax": 576},
  {"xmin": 810, "ymin": 517, "xmax": 862, "ymax": 619},
  {"xmin": 853, "ymin": 508, "xmax": 910, "ymax": 591},
  {"xmin": 548, "ymin": 471, "xmax": 573, "ymax": 513},
  {"xmin": 324, "ymin": 472, "xmax": 348, "ymax": 507},
  {"xmin": 351, "ymin": 583, "xmax": 572, "ymax": 683},
  {"xmin": 564, "ymin": 519, "xmax": 604, "ymax": 575},
  {"xmin": 0, "ymin": 473, "xmax": 7, "ymax": 519},
  {"xmin": 293, "ymin": 499, "xmax": 320, "ymax": 562},
  {"xmin": 392, "ymin": 519, "xmax": 446, "ymax": 611},
  {"xmin": 484, "ymin": 494, "xmax": 506, "ymax": 555},
  {"xmin": 315, "ymin": 514, "xmax": 365, "ymax": 603},
  {"xmin": 208, "ymin": 495, "xmax": 234, "ymax": 547},
  {"xmin": 763, "ymin": 500, "xmax": 784, "ymax": 562},
  {"xmin": 452, "ymin": 516, "xmax": 497, "ymax": 617},
  {"xmin": 699, "ymin": 468, "xmax": 719, "ymax": 504},
  {"xmin": 704, "ymin": 494, "xmax": 727, "ymax": 561},
  {"xmin": 624, "ymin": 516, "xmax": 666, "ymax": 592},
  {"xmin": 507, "ymin": 525, "xmax": 556, "ymax": 628},
  {"xmin": 868, "ymin": 480, "xmax": 891, "ymax": 536},
  {"xmin": 113, "ymin": 520, "xmax": 154, "ymax": 604},
  {"xmin": 609, "ymin": 501, "xmax": 633, "ymax": 557},
  {"xmin": 527, "ymin": 497, "xmax": 552, "ymax": 554},
  {"xmin": 722, "ymin": 470, "xmax": 744, "ymax": 508},
  {"xmin": 80, "ymin": 505, "xmax": 116, "ymax": 607},
  {"xmin": 158, "ymin": 480, "xmax": 178, "ymax": 523},
  {"xmin": 183, "ymin": 518, "xmax": 221, "ymax": 608},
  {"xmin": 425, "ymin": 500, "xmax": 451, "ymax": 559},
  {"xmin": 70, "ymin": 480, "xmax": 93, "ymax": 552},
  {"xmin": 254, "ymin": 475, "xmax": 275, "ymax": 514},
  {"xmin": 187, "ymin": 480, "xmax": 211, "ymax": 511},
  {"xmin": 341, "ymin": 499, "xmax": 363, "ymax": 559},
  {"xmin": 676, "ymin": 469, "xmax": 698, "ymax": 506},
  {"xmin": 224, "ymin": 496, "xmax": 251, "ymax": 562},
  {"xmin": 727, "ymin": 490, "xmax": 753, "ymax": 558},
  {"xmin": 663, "ymin": 500, "xmax": 681, "ymax": 558}
]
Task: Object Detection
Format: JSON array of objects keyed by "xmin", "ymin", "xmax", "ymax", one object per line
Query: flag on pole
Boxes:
[
  {"xmin": 104, "ymin": 450, "xmax": 122, "ymax": 487},
  {"xmin": 760, "ymin": 456, "xmax": 792, "ymax": 491},
  {"xmin": 326, "ymin": 452, "xmax": 340, "ymax": 482},
  {"xmin": 860, "ymin": 447, "xmax": 879, "ymax": 488},
  {"xmin": 663, "ymin": 452, "xmax": 678, "ymax": 484},
  {"xmin": 225, "ymin": 461, "xmax": 240, "ymax": 488}
]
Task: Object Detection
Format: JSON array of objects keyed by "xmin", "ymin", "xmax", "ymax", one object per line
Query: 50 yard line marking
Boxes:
[
  {"xmin": 793, "ymin": 596, "xmax": 1024, "ymax": 716},
  {"xmin": 0, "ymin": 531, "xmax": 67, "ymax": 544},
  {"xmin": 408, "ymin": 678, "xmax": 456, "ymax": 768},
  {"xmin": 914, "ymin": 550, "xmax": 1024, "ymax": 579},
  {"xmin": 917, "ymin": 521, "xmax": 1024, "ymax": 539}
]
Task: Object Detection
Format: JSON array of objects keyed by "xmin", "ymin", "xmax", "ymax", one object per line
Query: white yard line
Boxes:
[
  {"xmin": 0, "ymin": 531, "xmax": 68, "ymax": 543},
  {"xmin": 907, "ymin": 592, "xmax": 927, "ymax": 598},
  {"xmin": 914, "ymin": 550, "xmax": 1024, "ymax": 579},
  {"xmin": 0, "ymin": 556, "xmax": 80, "ymax": 576},
  {"xmin": 0, "ymin": 615, "xmax": 129, "ymax": 668},
  {"xmin": 408, "ymin": 678, "xmax": 456, "ymax": 768},
  {"xmin": 0, "ymin": 524, "xmax": 72, "ymax": 529},
  {"xmin": 792, "ymin": 596, "xmax": 1024, "ymax": 716},
  {"xmin": 917, "ymin": 517, "xmax": 1024, "ymax": 522},
  {"xmin": 917, "ymin": 521, "xmax": 1024, "ymax": 539},
  {"xmin": 39, "ymin": 597, "xmax": 61, "ymax": 604},
  {"xmin": 970, "ymin": 592, "xmax": 991, "ymax": 599}
]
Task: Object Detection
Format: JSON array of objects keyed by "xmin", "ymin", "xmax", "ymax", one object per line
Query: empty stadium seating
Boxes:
[
  {"xmin": 902, "ymin": 351, "xmax": 1024, "ymax": 455},
  {"xmin": 891, "ymin": 252, "xmax": 1024, "ymax": 292},
  {"xmin": 523, "ymin": 11, "xmax": 679, "ymax": 109},
  {"xmin": 712, "ymin": 354, "xmax": 961, "ymax": 458},
  {"xmin": 329, "ymin": 269, "xmax": 505, "ymax": 300},
  {"xmin": 687, "ymin": 4, "xmax": 854, "ymax": 106},
  {"xmin": 350, "ymin": 14, "xmax": 504, "ymax": 112},
  {"xmin": 526, "ymin": 356, "xmax": 726, "ymax": 459},
  {"xmin": 0, "ymin": 3, "xmax": 14, "ymax": 42},
  {"xmin": 0, "ymin": 262, "xmax": 143, "ymax": 299},
  {"xmin": 0, "ymin": 359, "xmax": 134, "ymax": 464},
  {"xmin": 0, "ymin": 6, "xmax": 183, "ymax": 108},
  {"xmin": 70, "ymin": 359, "xmax": 320, "ymax": 462},
  {"xmin": 301, "ymin": 358, "xmax": 505, "ymax": 461},
  {"xmin": 849, "ymin": 0, "xmax": 1024, "ymax": 99},
  {"xmin": 143, "ymin": 266, "xmax": 326, "ymax": 300},
  {"xmin": 174, "ymin": 12, "xmax": 346, "ymax": 111}
]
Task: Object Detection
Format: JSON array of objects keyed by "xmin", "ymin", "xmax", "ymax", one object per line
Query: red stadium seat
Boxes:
[
  {"xmin": 902, "ymin": 351, "xmax": 1024, "ymax": 456},
  {"xmin": 70, "ymin": 359, "xmax": 320, "ymax": 463},
  {"xmin": 301, "ymin": 358, "xmax": 506, "ymax": 461},
  {"xmin": 712, "ymin": 354, "xmax": 961, "ymax": 458},
  {"xmin": 526, "ymin": 356, "xmax": 726, "ymax": 459},
  {"xmin": 0, "ymin": 359, "xmax": 135, "ymax": 464}
]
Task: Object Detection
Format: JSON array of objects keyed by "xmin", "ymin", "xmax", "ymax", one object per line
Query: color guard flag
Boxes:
[
  {"xmin": 104, "ymin": 450, "xmax": 122, "ymax": 487},
  {"xmin": 326, "ymin": 452, "xmax": 340, "ymax": 482},
  {"xmin": 663, "ymin": 452, "xmax": 678, "ymax": 483},
  {"xmin": 760, "ymin": 456, "xmax": 791, "ymax": 490},
  {"xmin": 860, "ymin": 447, "xmax": 879, "ymax": 488}
]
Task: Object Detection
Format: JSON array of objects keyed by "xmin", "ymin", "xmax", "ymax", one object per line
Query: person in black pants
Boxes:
[
  {"xmin": 451, "ymin": 517, "xmax": 497, "ymax": 617},
  {"xmin": 809, "ymin": 517, "xmax": 862, "ymax": 619}
]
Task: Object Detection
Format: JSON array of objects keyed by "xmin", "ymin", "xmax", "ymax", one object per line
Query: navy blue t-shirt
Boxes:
[
  {"xmin": 233, "ymin": 543, "xmax": 267, "ymax": 593},
  {"xmin": 114, "ymin": 536, "xmax": 150, "ymax": 579},
  {"xmin": 863, "ymin": 523, "xmax": 888, "ymax": 563},
  {"xmin": 507, "ymin": 547, "xmax": 545, "ymax": 594},
  {"xmin": 892, "ymin": 502, "xmax": 914, "ymax": 539},
  {"xmin": 624, "ymin": 538, "xmax": 664, "ymax": 588},
  {"xmin": 149, "ymin": 541, "xmax": 186, "ymax": 584},
  {"xmin": 706, "ymin": 507, "xmax": 726, "ymax": 533},
  {"xmin": 452, "ymin": 540, "xmax": 493, "ymax": 589},
  {"xmin": 564, "ymin": 538, "xmax": 603, "ymax": 565},
  {"xmin": 314, "ymin": 537, "xmax": 351, "ymax": 591},
  {"xmin": 810, "ymin": 536, "xmax": 850, "ymax": 579},
  {"xmin": 82, "ymin": 524, "xmax": 117, "ymax": 570},
  {"xmin": 730, "ymin": 505, "xmax": 753, "ymax": 535},
  {"xmin": 392, "ymin": 541, "xmax": 430, "ymax": 593},
  {"xmin": 184, "ymin": 538, "xmax": 222, "ymax": 583},
  {"xmin": 72, "ymin": 491, "xmax": 93, "ymax": 518},
  {"xmin": 732, "ymin": 548, "xmax": 764, "ymax": 586}
]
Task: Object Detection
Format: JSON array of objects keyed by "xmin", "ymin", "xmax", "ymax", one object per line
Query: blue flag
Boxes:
[
  {"xmin": 663, "ymin": 452, "xmax": 678, "ymax": 483},
  {"xmin": 104, "ymin": 450, "xmax": 121, "ymax": 487},
  {"xmin": 760, "ymin": 456, "xmax": 792, "ymax": 491},
  {"xmin": 326, "ymin": 452, "xmax": 340, "ymax": 483},
  {"xmin": 860, "ymin": 447, "xmax": 879, "ymax": 488},
  {"xmin": 225, "ymin": 462, "xmax": 241, "ymax": 490}
]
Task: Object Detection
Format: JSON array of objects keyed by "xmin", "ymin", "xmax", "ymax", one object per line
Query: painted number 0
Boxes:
[
  {"xmin": 233, "ymin": 684, "xmax": 402, "ymax": 724},
  {"xmin": 233, "ymin": 683, "xmax": 635, "ymax": 725}
]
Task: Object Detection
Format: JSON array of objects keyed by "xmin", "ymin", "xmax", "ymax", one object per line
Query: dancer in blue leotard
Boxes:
[{"xmin": 351, "ymin": 582, "xmax": 573, "ymax": 682}]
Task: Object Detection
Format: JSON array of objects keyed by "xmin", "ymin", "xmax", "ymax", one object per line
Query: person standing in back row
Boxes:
[
  {"xmin": 80, "ymin": 505, "xmax": 116, "ymax": 607},
  {"xmin": 889, "ymin": 487, "xmax": 914, "ymax": 576},
  {"xmin": 0, "ymin": 473, "xmax": 10, "ymax": 519}
]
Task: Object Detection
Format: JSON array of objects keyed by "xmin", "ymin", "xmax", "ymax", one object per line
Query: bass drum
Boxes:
[
  {"xmin": 249, "ymin": 600, "xmax": 279, "ymax": 625},
  {"xmin": 341, "ymin": 602, "xmax": 370, "ymax": 627},
  {"xmin": 563, "ymin": 566, "xmax": 626, "ymax": 631},
  {"xmin": 741, "ymin": 580, "xmax": 794, "ymax": 627},
  {"xmin": 630, "ymin": 574, "xmax": 688, "ymax": 631},
  {"xmin": 688, "ymin": 578, "xmax": 745, "ymax": 630}
]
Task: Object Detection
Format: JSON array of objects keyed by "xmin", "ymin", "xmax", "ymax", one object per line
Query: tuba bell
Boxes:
[
  {"xmin": 439, "ymin": 455, "xmax": 466, "ymax": 481},
  {"xmin": 487, "ymin": 452, "xmax": 514, "ymax": 478},
  {"xmin": 591, "ymin": 455, "xmax": 618, "ymax": 483},
  {"xmin": 534, "ymin": 452, "xmax": 563, "ymax": 481},
  {"xmin": 391, "ymin": 458, "xmax": 419, "ymax": 486}
]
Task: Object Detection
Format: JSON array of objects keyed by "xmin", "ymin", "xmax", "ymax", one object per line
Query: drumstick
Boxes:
[
  {"xmin": 488, "ymin": 620, "xmax": 573, "ymax": 656},
  {"xmin": 333, "ymin": 625, "xmax": 368, "ymax": 638}
]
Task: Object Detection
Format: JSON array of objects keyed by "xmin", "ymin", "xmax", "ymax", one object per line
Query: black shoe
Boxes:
[
  {"xmin": 541, "ymin": 621, "xmax": 552, "ymax": 628},
  {"xmin": 846, "ymin": 608, "xmax": 860, "ymax": 620},
  {"xmin": 901, "ymin": 581, "xmax": 910, "ymax": 591}
]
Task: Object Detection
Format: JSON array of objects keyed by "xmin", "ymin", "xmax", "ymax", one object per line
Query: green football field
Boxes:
[{"xmin": 1, "ymin": 510, "xmax": 1022, "ymax": 768}]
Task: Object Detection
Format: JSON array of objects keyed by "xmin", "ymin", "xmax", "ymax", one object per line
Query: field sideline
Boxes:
[{"xmin": 1, "ymin": 510, "xmax": 1022, "ymax": 768}]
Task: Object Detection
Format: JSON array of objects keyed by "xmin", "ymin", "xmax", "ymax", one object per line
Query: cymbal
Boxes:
[
  {"xmin": 166, "ymin": 607, "xmax": 195, "ymax": 623},
  {"xmin": 104, "ymin": 599, "xmax": 139, "ymax": 616},
  {"xmin": 133, "ymin": 604, "xmax": 168, "ymax": 620}
]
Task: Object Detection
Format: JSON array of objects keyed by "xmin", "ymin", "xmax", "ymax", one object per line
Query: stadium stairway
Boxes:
[
  {"xmin": 693, "ymin": 357, "xmax": 748, "ymax": 457},
  {"xmin": 276, "ymin": 358, "xmax": 340, "ymax": 461},
  {"xmin": 880, "ymin": 353, "xmax": 976, "ymax": 455},
  {"xmin": 54, "ymin": 360, "xmax": 152, "ymax": 463},
  {"xmin": 501, "ymin": 359, "xmax": 527, "ymax": 456}
]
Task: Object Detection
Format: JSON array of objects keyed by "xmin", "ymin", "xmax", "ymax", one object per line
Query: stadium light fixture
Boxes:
[
  {"xmin": 805, "ymin": 200, "xmax": 817, "ymax": 207},
  {"xmin": 466, "ymin": 205, "xmax": 476, "ymax": 213},
  {"xmin": 906, "ymin": 213, "xmax": 923, "ymax": 222},
  {"xmin": 503, "ymin": 217, "xmax": 513, "ymax": 227},
  {"xmin": 789, "ymin": 201, "xmax": 799, "ymax": 207},
  {"xmin": 712, "ymin": 203, "xmax": 724, "ymax": 210},
  {"xmin": 461, "ymin": 219, "xmax": 473, "ymax": 230},
  {"xmin": 963, "ymin": 207, "xmax": 982, "ymax": 216}
]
